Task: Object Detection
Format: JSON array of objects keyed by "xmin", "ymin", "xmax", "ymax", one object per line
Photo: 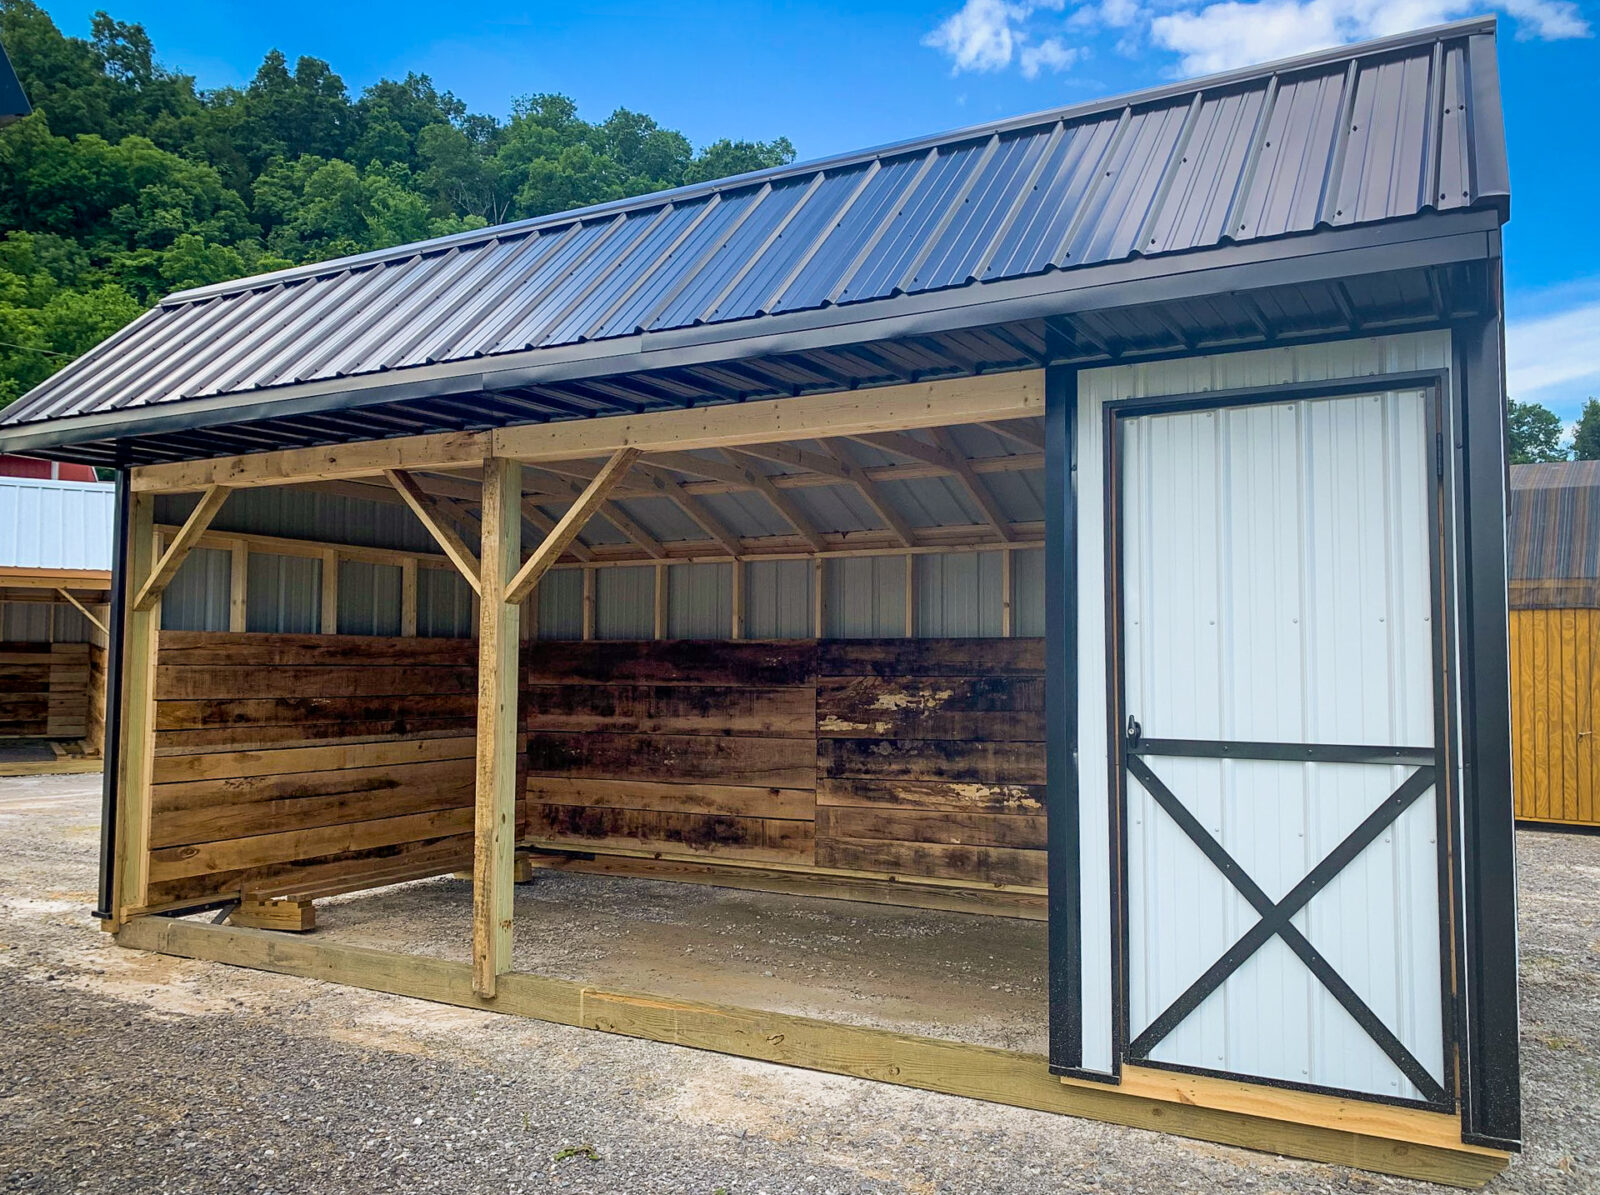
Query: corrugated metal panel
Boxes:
[
  {"xmin": 534, "ymin": 569, "xmax": 584, "ymax": 640},
  {"xmin": 914, "ymin": 551, "xmax": 1004, "ymax": 637},
  {"xmin": 0, "ymin": 600, "xmax": 92, "ymax": 642},
  {"xmin": 338, "ymin": 559, "xmax": 403, "ymax": 636},
  {"xmin": 1120, "ymin": 388, "xmax": 1441, "ymax": 1101},
  {"xmin": 667, "ymin": 563, "xmax": 732, "ymax": 638},
  {"xmin": 246, "ymin": 552, "xmax": 321, "ymax": 633},
  {"xmin": 1013, "ymin": 548, "xmax": 1046, "ymax": 637},
  {"xmin": 416, "ymin": 565, "xmax": 473, "ymax": 638},
  {"xmin": 0, "ymin": 477, "xmax": 113, "ymax": 571},
  {"xmin": 2, "ymin": 23, "xmax": 1503, "ymax": 436},
  {"xmin": 596, "ymin": 566, "xmax": 655, "ymax": 639},
  {"xmin": 161, "ymin": 547, "xmax": 231, "ymax": 631},
  {"xmin": 744, "ymin": 560, "xmax": 813, "ymax": 638},
  {"xmin": 824, "ymin": 556, "xmax": 907, "ymax": 637}
]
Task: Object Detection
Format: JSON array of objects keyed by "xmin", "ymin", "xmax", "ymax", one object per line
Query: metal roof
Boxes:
[
  {"xmin": 0, "ymin": 19, "xmax": 1508, "ymax": 464},
  {"xmin": 0, "ymin": 476, "xmax": 114, "ymax": 571},
  {"xmin": 0, "ymin": 41, "xmax": 28, "ymax": 127},
  {"xmin": 1508, "ymin": 461, "xmax": 1600, "ymax": 606}
]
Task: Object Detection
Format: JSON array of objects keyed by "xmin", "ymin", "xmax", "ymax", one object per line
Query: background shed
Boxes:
[{"xmin": 1508, "ymin": 461, "xmax": 1600, "ymax": 828}]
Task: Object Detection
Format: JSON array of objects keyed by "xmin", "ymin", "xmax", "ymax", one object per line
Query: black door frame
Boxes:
[{"xmin": 1100, "ymin": 370, "xmax": 1460, "ymax": 1111}]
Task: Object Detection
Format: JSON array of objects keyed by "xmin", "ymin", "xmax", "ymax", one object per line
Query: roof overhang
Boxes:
[{"xmin": 0, "ymin": 209, "xmax": 1502, "ymax": 465}]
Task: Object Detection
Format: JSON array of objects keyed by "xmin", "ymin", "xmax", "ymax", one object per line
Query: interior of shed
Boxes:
[
  {"xmin": 0, "ymin": 576, "xmax": 109, "ymax": 770},
  {"xmin": 135, "ymin": 405, "xmax": 1052, "ymax": 1045}
]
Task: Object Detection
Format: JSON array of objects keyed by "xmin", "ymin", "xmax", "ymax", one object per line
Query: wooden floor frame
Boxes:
[{"xmin": 117, "ymin": 916, "xmax": 1508, "ymax": 1188}]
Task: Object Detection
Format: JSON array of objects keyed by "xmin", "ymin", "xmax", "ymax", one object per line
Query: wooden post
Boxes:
[
  {"xmin": 653, "ymin": 563, "xmax": 667, "ymax": 640},
  {"xmin": 473, "ymin": 456, "xmax": 521, "ymax": 998},
  {"xmin": 114, "ymin": 493, "xmax": 160, "ymax": 920},
  {"xmin": 228, "ymin": 539, "xmax": 248, "ymax": 632},
  {"xmin": 582, "ymin": 568, "xmax": 596, "ymax": 640},
  {"xmin": 1001, "ymin": 546, "xmax": 1014, "ymax": 637},
  {"xmin": 813, "ymin": 558, "xmax": 827, "ymax": 638},
  {"xmin": 320, "ymin": 548, "xmax": 339, "ymax": 634},
  {"xmin": 400, "ymin": 557, "xmax": 418, "ymax": 637},
  {"xmin": 730, "ymin": 561, "xmax": 745, "ymax": 640},
  {"xmin": 904, "ymin": 553, "xmax": 915, "ymax": 638}
]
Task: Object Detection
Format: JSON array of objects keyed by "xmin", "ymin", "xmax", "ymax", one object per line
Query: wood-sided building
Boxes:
[
  {"xmin": 1507, "ymin": 461, "xmax": 1600, "ymax": 828},
  {"xmin": 0, "ymin": 470, "xmax": 113, "ymax": 767},
  {"xmin": 0, "ymin": 22, "xmax": 1522, "ymax": 1184}
]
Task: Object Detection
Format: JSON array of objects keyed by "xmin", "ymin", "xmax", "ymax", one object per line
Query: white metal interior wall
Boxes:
[
  {"xmin": 1120, "ymin": 390, "xmax": 1442, "ymax": 1101},
  {"xmin": 0, "ymin": 600, "xmax": 94, "ymax": 642},
  {"xmin": 1075, "ymin": 329, "xmax": 1453, "ymax": 1078}
]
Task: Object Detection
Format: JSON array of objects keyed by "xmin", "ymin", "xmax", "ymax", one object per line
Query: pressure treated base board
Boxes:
[
  {"xmin": 0, "ymin": 756, "xmax": 101, "ymax": 777},
  {"xmin": 116, "ymin": 917, "xmax": 1506, "ymax": 1187},
  {"xmin": 521, "ymin": 851, "xmax": 1048, "ymax": 919}
]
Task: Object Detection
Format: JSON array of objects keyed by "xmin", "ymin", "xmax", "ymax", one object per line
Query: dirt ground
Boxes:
[{"xmin": 0, "ymin": 774, "xmax": 1595, "ymax": 1194}]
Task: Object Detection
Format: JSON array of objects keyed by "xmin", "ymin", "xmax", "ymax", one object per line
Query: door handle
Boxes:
[{"xmin": 1126, "ymin": 715, "xmax": 1142, "ymax": 749}]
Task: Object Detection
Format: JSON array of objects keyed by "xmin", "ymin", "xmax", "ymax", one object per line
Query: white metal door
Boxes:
[{"xmin": 1115, "ymin": 388, "xmax": 1449, "ymax": 1105}]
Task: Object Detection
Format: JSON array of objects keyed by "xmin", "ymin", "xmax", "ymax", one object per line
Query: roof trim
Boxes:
[
  {"xmin": 163, "ymin": 16, "xmax": 1503, "ymax": 306},
  {"xmin": 0, "ymin": 210, "xmax": 1499, "ymax": 457}
]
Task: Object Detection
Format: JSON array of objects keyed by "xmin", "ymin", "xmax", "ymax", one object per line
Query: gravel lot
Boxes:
[{"xmin": 0, "ymin": 773, "xmax": 1595, "ymax": 1194}]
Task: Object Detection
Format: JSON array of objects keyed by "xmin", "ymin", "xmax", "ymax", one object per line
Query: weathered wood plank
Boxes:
[
  {"xmin": 150, "ymin": 758, "xmax": 476, "ymax": 847},
  {"xmin": 150, "ymin": 734, "xmax": 477, "ymax": 784},
  {"xmin": 816, "ymin": 676, "xmax": 1043, "ymax": 741},
  {"xmin": 522, "ymin": 640, "xmax": 814, "ymax": 687},
  {"xmin": 155, "ymin": 664, "xmax": 477, "ymax": 701},
  {"xmin": 816, "ymin": 777, "xmax": 1045, "ymax": 814},
  {"xmin": 816, "ymin": 837, "xmax": 1046, "ymax": 887},
  {"xmin": 820, "ymin": 738, "xmax": 1045, "ymax": 784},
  {"xmin": 816, "ymin": 638, "xmax": 1042, "ymax": 677},
  {"xmin": 526, "ymin": 804, "xmax": 813, "ymax": 864},
  {"xmin": 156, "ymin": 631, "xmax": 477, "ymax": 668},
  {"xmin": 527, "ymin": 731, "xmax": 815, "ymax": 789},
  {"xmin": 816, "ymin": 805, "xmax": 1046, "ymax": 850},
  {"xmin": 525, "ymin": 776, "xmax": 815, "ymax": 820},
  {"xmin": 155, "ymin": 692, "xmax": 479, "ymax": 730},
  {"xmin": 523, "ymin": 683, "xmax": 814, "ymax": 738},
  {"xmin": 154, "ymin": 719, "xmax": 476, "ymax": 751}
]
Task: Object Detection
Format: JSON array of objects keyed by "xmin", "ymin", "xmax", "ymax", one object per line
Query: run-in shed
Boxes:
[{"xmin": 0, "ymin": 19, "xmax": 1520, "ymax": 1184}]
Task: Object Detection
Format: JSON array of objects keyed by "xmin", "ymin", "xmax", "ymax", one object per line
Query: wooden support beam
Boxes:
[
  {"xmin": 819, "ymin": 439, "xmax": 917, "ymax": 547},
  {"xmin": 989, "ymin": 419, "xmax": 1047, "ymax": 452},
  {"xmin": 54, "ymin": 587, "xmax": 108, "ymax": 636},
  {"xmin": 473, "ymin": 456, "xmax": 521, "ymax": 998},
  {"xmin": 648, "ymin": 450, "xmax": 827, "ymax": 553},
  {"xmin": 131, "ymin": 485, "xmax": 232, "ymax": 612},
  {"xmin": 654, "ymin": 563, "xmax": 668, "ymax": 639},
  {"xmin": 854, "ymin": 431, "xmax": 1014, "ymax": 542},
  {"xmin": 400, "ymin": 557, "xmax": 418, "ymax": 637},
  {"xmin": 599, "ymin": 501, "xmax": 668, "ymax": 560},
  {"xmin": 1001, "ymin": 546, "xmax": 1014, "ymax": 637},
  {"xmin": 506, "ymin": 448, "xmax": 640, "ymax": 606},
  {"xmin": 385, "ymin": 469, "xmax": 482, "ymax": 593},
  {"xmin": 228, "ymin": 539, "xmax": 248, "ymax": 632},
  {"xmin": 731, "ymin": 561, "xmax": 745, "ymax": 640},
  {"xmin": 115, "ymin": 917, "xmax": 1513, "ymax": 1190},
  {"xmin": 904, "ymin": 553, "xmax": 916, "ymax": 637},
  {"xmin": 320, "ymin": 548, "xmax": 339, "ymax": 634},
  {"xmin": 581, "ymin": 568, "xmax": 596, "ymax": 639},
  {"xmin": 633, "ymin": 463, "xmax": 743, "ymax": 557},
  {"xmin": 112, "ymin": 494, "xmax": 160, "ymax": 923},
  {"xmin": 813, "ymin": 557, "xmax": 827, "ymax": 637},
  {"xmin": 228, "ymin": 898, "xmax": 315, "ymax": 933},
  {"xmin": 521, "ymin": 498, "xmax": 594, "ymax": 563}
]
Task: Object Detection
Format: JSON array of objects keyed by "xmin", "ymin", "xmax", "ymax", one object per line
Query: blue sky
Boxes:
[{"xmin": 39, "ymin": 0, "xmax": 1600, "ymax": 419}]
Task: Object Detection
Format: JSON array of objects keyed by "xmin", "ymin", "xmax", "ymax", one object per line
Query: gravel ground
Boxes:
[{"xmin": 0, "ymin": 773, "xmax": 1595, "ymax": 1194}]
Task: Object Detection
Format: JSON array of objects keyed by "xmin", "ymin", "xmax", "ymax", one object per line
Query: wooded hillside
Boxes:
[{"xmin": 0, "ymin": 1, "xmax": 794, "ymax": 405}]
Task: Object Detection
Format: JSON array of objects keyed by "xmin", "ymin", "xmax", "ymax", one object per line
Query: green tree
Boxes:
[
  {"xmin": 1571, "ymin": 399, "xmax": 1600, "ymax": 461},
  {"xmin": 1507, "ymin": 398, "xmax": 1569, "ymax": 464}
]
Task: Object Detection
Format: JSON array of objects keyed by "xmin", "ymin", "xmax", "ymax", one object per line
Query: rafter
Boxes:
[
  {"xmin": 132, "ymin": 484, "xmax": 232, "ymax": 612},
  {"xmin": 987, "ymin": 419, "xmax": 1046, "ymax": 452},
  {"xmin": 852, "ymin": 431, "xmax": 1013, "ymax": 542},
  {"xmin": 634, "ymin": 462, "xmax": 743, "ymax": 557},
  {"xmin": 817, "ymin": 439, "xmax": 916, "ymax": 548},
  {"xmin": 384, "ymin": 468, "xmax": 482, "ymax": 592},
  {"xmin": 521, "ymin": 498, "xmax": 594, "ymax": 563},
  {"xmin": 506, "ymin": 448, "xmax": 640, "ymax": 604},
  {"xmin": 646, "ymin": 450, "xmax": 827, "ymax": 553}
]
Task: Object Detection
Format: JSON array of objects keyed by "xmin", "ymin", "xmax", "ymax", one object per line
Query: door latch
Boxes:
[{"xmin": 1126, "ymin": 715, "xmax": 1142, "ymax": 749}]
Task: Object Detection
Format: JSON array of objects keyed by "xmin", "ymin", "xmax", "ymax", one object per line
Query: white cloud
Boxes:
[
  {"xmin": 927, "ymin": 0, "xmax": 1590, "ymax": 79},
  {"xmin": 1147, "ymin": 0, "xmax": 1590, "ymax": 75},
  {"xmin": 1021, "ymin": 37, "xmax": 1082, "ymax": 75},
  {"xmin": 924, "ymin": 0, "xmax": 1028, "ymax": 72},
  {"xmin": 1507, "ymin": 299, "xmax": 1600, "ymax": 410}
]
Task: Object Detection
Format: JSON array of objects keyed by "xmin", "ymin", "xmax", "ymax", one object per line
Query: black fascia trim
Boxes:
[
  {"xmin": 0, "ymin": 211, "xmax": 1501, "ymax": 456},
  {"xmin": 1451, "ymin": 297, "xmax": 1522, "ymax": 1148},
  {"xmin": 1044, "ymin": 361, "xmax": 1082, "ymax": 1073},
  {"xmin": 91, "ymin": 468, "xmax": 130, "ymax": 923}
]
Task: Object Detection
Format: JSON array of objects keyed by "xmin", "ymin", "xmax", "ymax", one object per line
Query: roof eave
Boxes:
[{"xmin": 0, "ymin": 210, "xmax": 1503, "ymax": 460}]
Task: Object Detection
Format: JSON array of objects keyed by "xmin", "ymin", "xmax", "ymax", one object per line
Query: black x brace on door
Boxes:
[{"xmin": 1122, "ymin": 734, "xmax": 1450, "ymax": 1108}]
